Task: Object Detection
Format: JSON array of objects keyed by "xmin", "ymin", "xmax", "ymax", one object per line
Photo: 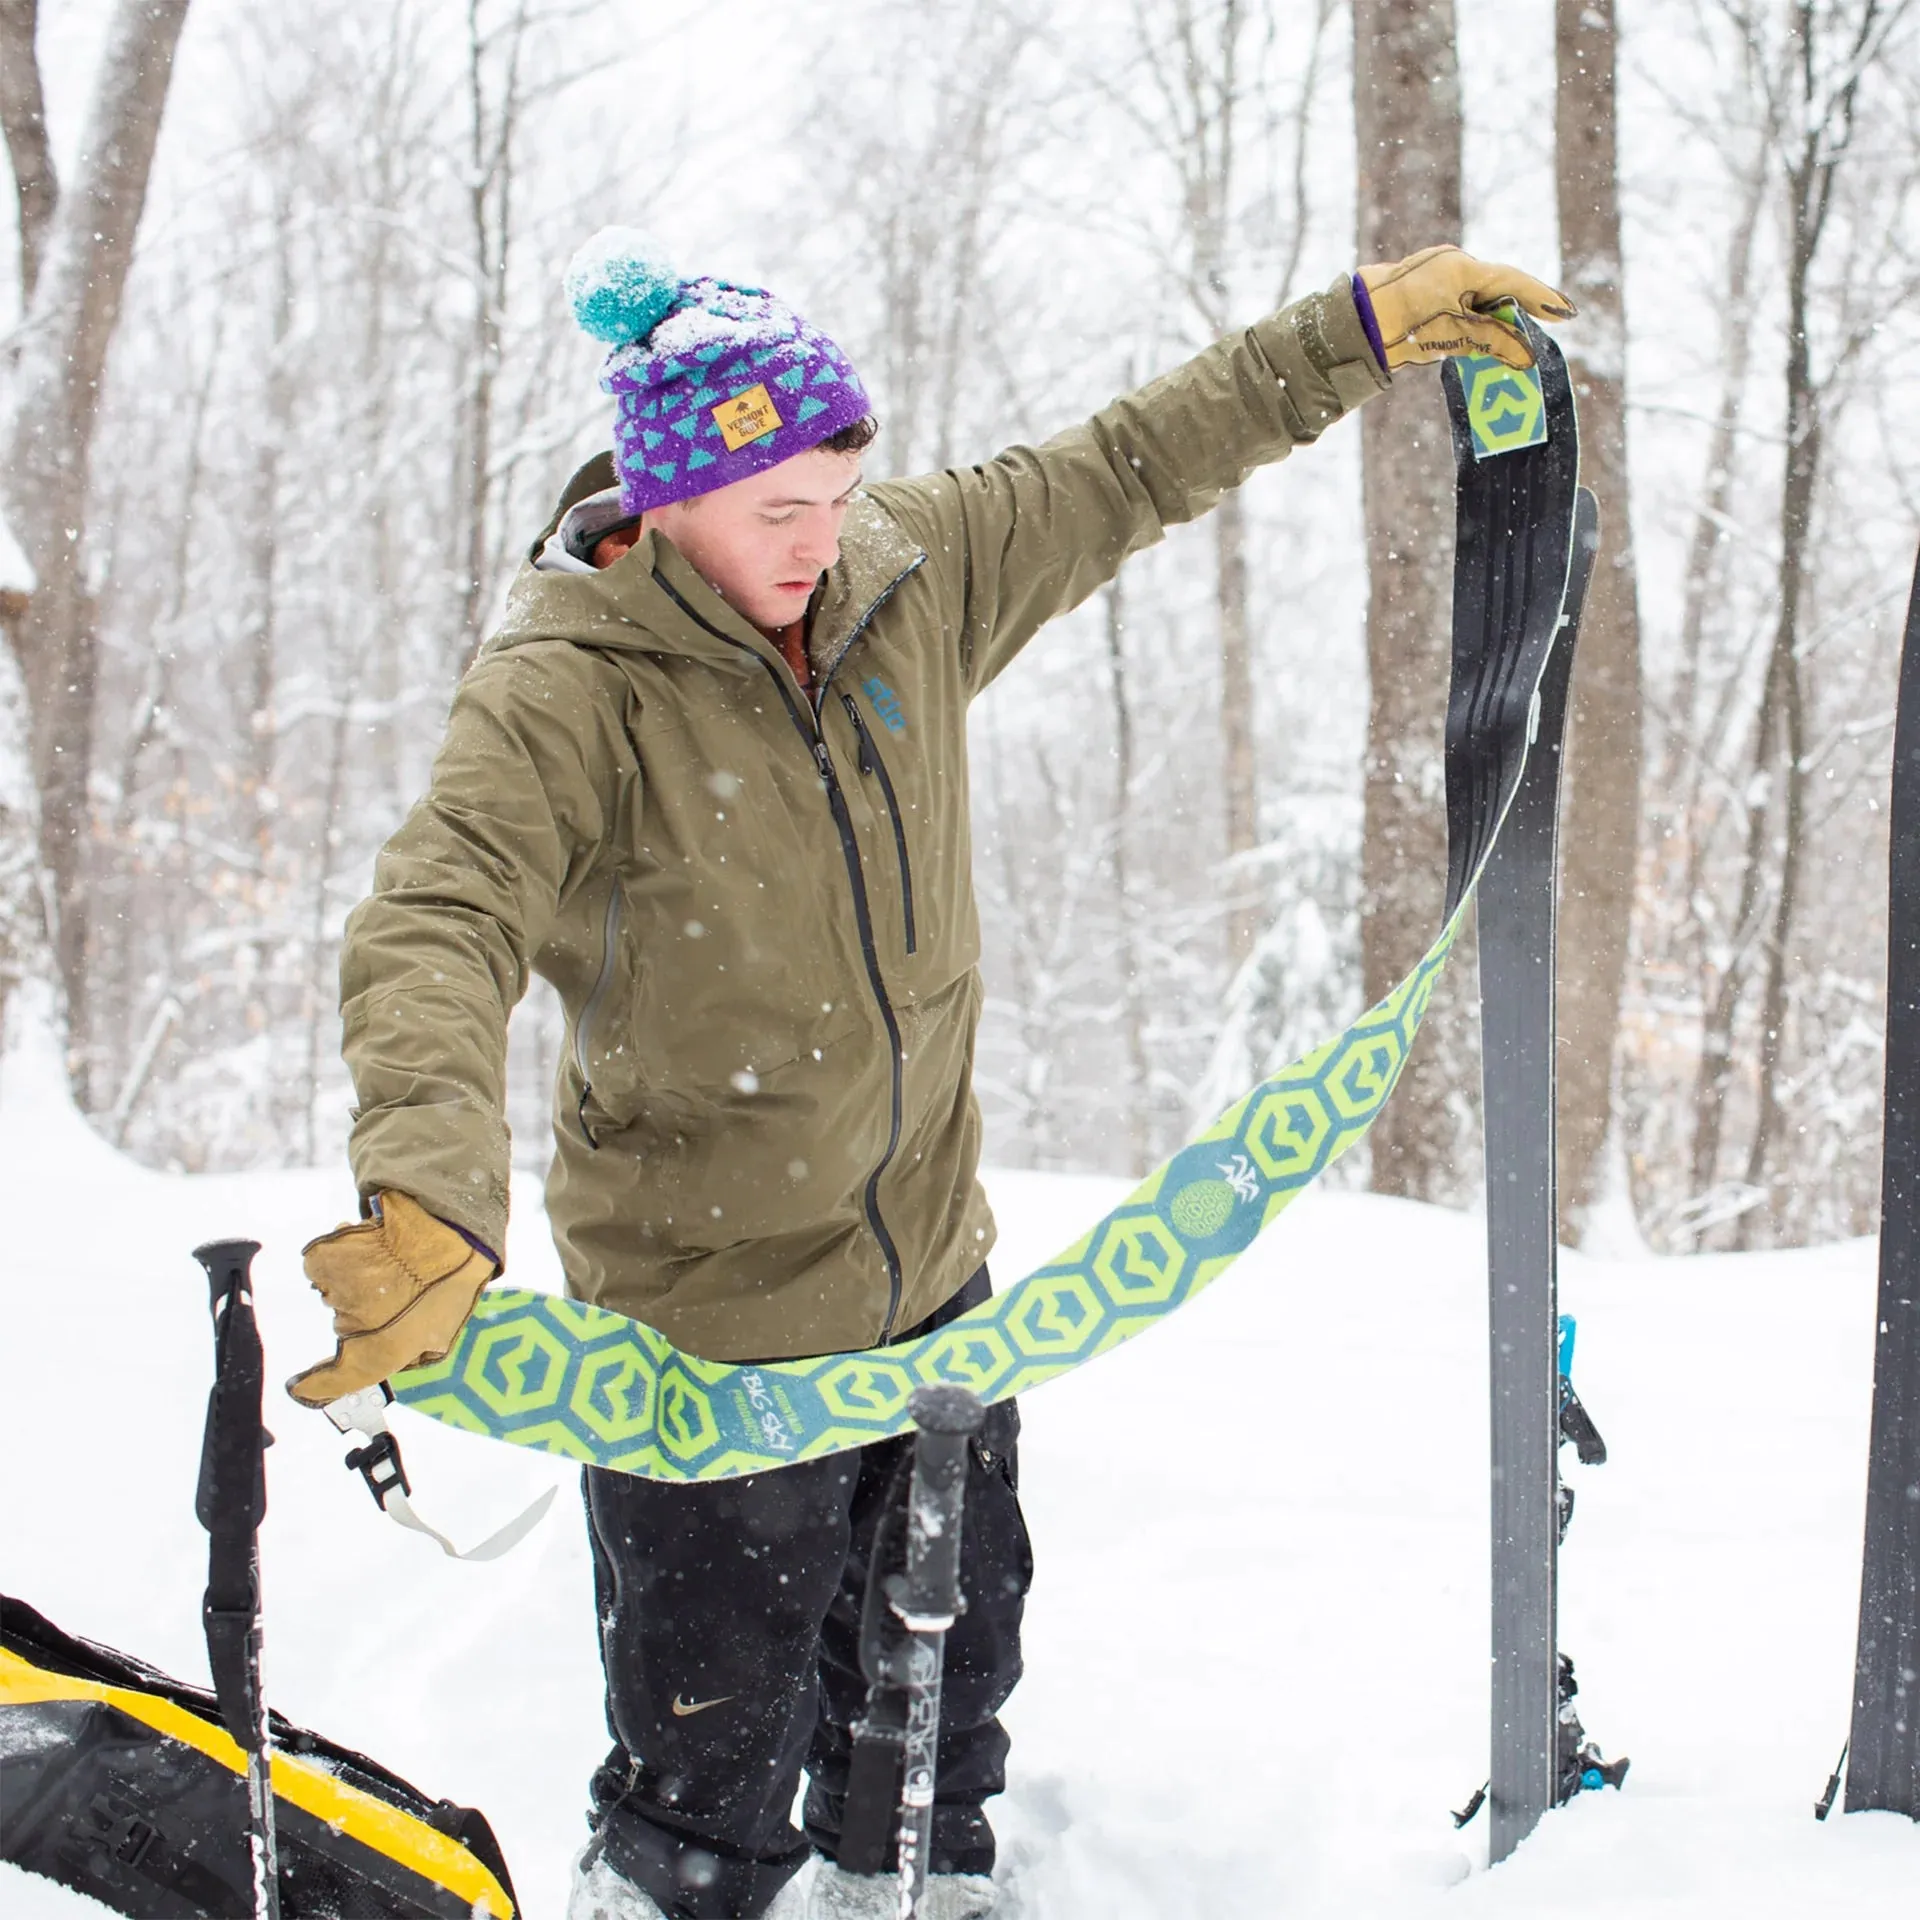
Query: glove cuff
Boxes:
[
  {"xmin": 367, "ymin": 1190, "xmax": 499, "ymax": 1272},
  {"xmin": 1351, "ymin": 270, "xmax": 1390, "ymax": 374}
]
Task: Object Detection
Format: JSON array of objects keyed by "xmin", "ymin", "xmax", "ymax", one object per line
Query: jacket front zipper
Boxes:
[
  {"xmin": 654, "ymin": 570, "xmax": 918, "ymax": 1339},
  {"xmin": 574, "ymin": 887, "xmax": 624, "ymax": 1149},
  {"xmin": 842, "ymin": 692, "xmax": 917, "ymax": 955}
]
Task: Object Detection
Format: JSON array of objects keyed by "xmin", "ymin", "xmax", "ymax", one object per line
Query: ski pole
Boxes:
[
  {"xmin": 838, "ymin": 1506, "xmax": 913, "ymax": 1883},
  {"xmin": 193, "ymin": 1238, "xmax": 281, "ymax": 1920},
  {"xmin": 892, "ymin": 1386, "xmax": 984, "ymax": 1917},
  {"xmin": 840, "ymin": 1387, "xmax": 986, "ymax": 1912}
]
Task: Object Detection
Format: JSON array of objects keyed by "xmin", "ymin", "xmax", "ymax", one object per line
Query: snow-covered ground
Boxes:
[{"xmin": 3, "ymin": 1012, "xmax": 1915, "ymax": 1918}]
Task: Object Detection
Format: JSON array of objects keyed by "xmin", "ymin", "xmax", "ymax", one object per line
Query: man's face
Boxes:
[{"xmin": 639, "ymin": 446, "xmax": 864, "ymax": 633}]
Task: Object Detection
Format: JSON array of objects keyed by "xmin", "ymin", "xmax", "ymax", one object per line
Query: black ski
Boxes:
[
  {"xmin": 1438, "ymin": 309, "xmax": 1615, "ymax": 1863},
  {"xmin": 1475, "ymin": 488, "xmax": 1595, "ymax": 1864},
  {"xmin": 1845, "ymin": 539, "xmax": 1920, "ymax": 1818}
]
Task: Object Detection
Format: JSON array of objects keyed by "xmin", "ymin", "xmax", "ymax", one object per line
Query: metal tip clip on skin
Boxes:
[{"xmin": 323, "ymin": 1382, "xmax": 556, "ymax": 1562}]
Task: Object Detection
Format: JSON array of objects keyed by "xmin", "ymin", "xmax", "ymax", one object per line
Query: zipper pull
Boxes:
[
  {"xmin": 842, "ymin": 693, "xmax": 875, "ymax": 775},
  {"xmin": 813, "ymin": 739, "xmax": 835, "ymax": 783}
]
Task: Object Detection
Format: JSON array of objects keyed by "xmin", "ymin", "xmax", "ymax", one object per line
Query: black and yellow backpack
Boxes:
[
  {"xmin": 1, "ymin": 1240, "xmax": 520, "ymax": 1919},
  {"xmin": 0, "ymin": 1594, "xmax": 517, "ymax": 1919}
]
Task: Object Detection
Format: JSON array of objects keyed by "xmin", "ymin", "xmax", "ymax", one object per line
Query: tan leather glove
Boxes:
[
  {"xmin": 1357, "ymin": 244, "xmax": 1575, "ymax": 371},
  {"xmin": 286, "ymin": 1191, "xmax": 495, "ymax": 1408}
]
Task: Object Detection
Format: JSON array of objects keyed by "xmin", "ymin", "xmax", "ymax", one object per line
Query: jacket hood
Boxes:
[{"xmin": 535, "ymin": 485, "xmax": 636, "ymax": 574}]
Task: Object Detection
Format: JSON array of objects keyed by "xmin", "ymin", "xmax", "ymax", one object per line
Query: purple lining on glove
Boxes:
[
  {"xmin": 448, "ymin": 1221, "xmax": 501, "ymax": 1269},
  {"xmin": 1351, "ymin": 271, "xmax": 1390, "ymax": 373}
]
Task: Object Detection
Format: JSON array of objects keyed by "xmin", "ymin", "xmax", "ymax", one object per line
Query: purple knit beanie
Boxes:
[{"xmin": 565, "ymin": 228, "xmax": 873, "ymax": 516}]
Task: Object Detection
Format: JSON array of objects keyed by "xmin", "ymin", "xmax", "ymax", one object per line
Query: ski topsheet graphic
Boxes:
[{"xmin": 388, "ymin": 317, "xmax": 1582, "ymax": 1485}]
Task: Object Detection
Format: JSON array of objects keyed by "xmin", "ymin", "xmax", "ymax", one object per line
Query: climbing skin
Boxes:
[{"xmin": 392, "ymin": 925, "xmax": 1461, "ymax": 1481}]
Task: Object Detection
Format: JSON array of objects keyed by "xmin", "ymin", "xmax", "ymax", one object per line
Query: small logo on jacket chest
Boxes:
[{"xmin": 863, "ymin": 675, "xmax": 906, "ymax": 734}]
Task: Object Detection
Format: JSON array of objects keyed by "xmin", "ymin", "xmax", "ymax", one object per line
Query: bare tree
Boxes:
[
  {"xmin": 1132, "ymin": 0, "xmax": 1261, "ymax": 967},
  {"xmin": 1351, "ymin": 0, "xmax": 1473, "ymax": 1201},
  {"xmin": 446, "ymin": 0, "xmax": 608, "ymax": 673},
  {"xmin": 1668, "ymin": 133, "xmax": 1770, "ymax": 782},
  {"xmin": 1623, "ymin": 99, "xmax": 1770, "ymax": 1240},
  {"xmin": 0, "ymin": 608, "xmax": 40, "ymax": 1033},
  {"xmin": 452, "ymin": 0, "xmax": 529, "ymax": 666},
  {"xmin": 1104, "ymin": 574, "xmax": 1152, "ymax": 1170},
  {"xmin": 1687, "ymin": 0, "xmax": 1918, "ymax": 1241},
  {"xmin": 0, "ymin": 0, "xmax": 194, "ymax": 1096},
  {"xmin": 818, "ymin": 0, "xmax": 1038, "ymax": 476},
  {"xmin": 1553, "ymin": 0, "xmax": 1645, "ymax": 1234},
  {"xmin": 1095, "ymin": 0, "xmax": 1335, "ymax": 967},
  {"xmin": 0, "ymin": 0, "xmax": 56, "ymax": 300}
]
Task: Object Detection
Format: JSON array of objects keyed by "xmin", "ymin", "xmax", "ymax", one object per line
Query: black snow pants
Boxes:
[{"xmin": 581, "ymin": 1269, "xmax": 1031, "ymax": 1920}]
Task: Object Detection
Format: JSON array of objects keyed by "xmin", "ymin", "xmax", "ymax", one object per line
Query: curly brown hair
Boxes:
[{"xmin": 820, "ymin": 415, "xmax": 880, "ymax": 455}]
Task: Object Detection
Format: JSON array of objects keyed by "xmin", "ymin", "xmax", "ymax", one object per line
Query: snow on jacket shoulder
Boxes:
[{"xmin": 339, "ymin": 276, "xmax": 1386, "ymax": 1362}]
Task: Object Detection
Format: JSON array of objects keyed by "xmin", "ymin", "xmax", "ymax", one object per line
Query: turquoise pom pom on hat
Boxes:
[
  {"xmin": 564, "ymin": 227, "xmax": 872, "ymax": 516},
  {"xmin": 564, "ymin": 229, "xmax": 684, "ymax": 345}
]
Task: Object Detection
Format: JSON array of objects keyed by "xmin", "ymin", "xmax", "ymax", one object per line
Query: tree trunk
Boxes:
[
  {"xmin": 0, "ymin": 0, "xmax": 57, "ymax": 298},
  {"xmin": 0, "ymin": 0, "xmax": 193, "ymax": 1097},
  {"xmin": 1739, "ymin": 140, "xmax": 1826, "ymax": 1239},
  {"xmin": 453, "ymin": 0, "xmax": 510, "ymax": 670},
  {"xmin": 0, "ymin": 639, "xmax": 45, "ymax": 1036},
  {"xmin": 1105, "ymin": 576, "xmax": 1151, "ymax": 1170},
  {"xmin": 1352, "ymin": 0, "xmax": 1471, "ymax": 1201},
  {"xmin": 1669, "ymin": 145, "xmax": 1766, "ymax": 792},
  {"xmin": 1689, "ymin": 609, "xmax": 1782, "ymax": 1210},
  {"xmin": 301, "ymin": 671, "xmax": 358, "ymax": 1166},
  {"xmin": 1644, "ymin": 137, "xmax": 1763, "ymax": 1236},
  {"xmin": 1216, "ymin": 488, "xmax": 1259, "ymax": 963},
  {"xmin": 1553, "ymin": 0, "xmax": 1643, "ymax": 1234},
  {"xmin": 1689, "ymin": 0, "xmax": 1876, "ymax": 1245},
  {"xmin": 1120, "ymin": 2, "xmax": 1271, "ymax": 970},
  {"xmin": 244, "ymin": 226, "xmax": 295, "ymax": 870}
]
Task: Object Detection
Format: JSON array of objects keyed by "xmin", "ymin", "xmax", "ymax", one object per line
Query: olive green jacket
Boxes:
[{"xmin": 339, "ymin": 275, "xmax": 1388, "ymax": 1360}]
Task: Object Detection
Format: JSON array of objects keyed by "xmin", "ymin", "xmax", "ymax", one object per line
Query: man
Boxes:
[{"xmin": 290, "ymin": 234, "xmax": 1571, "ymax": 1920}]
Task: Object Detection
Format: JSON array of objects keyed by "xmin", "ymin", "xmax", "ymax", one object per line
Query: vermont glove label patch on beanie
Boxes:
[{"xmin": 714, "ymin": 383, "xmax": 783, "ymax": 450}]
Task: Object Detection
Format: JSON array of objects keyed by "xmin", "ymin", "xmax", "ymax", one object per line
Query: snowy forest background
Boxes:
[{"xmin": 2, "ymin": 0, "xmax": 1918, "ymax": 1256}]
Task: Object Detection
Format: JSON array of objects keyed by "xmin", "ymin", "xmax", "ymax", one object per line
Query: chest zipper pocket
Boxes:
[
  {"xmin": 574, "ymin": 887, "xmax": 625, "ymax": 1149},
  {"xmin": 841, "ymin": 693, "xmax": 917, "ymax": 956}
]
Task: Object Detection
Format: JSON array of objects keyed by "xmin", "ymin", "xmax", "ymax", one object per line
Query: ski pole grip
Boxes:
[
  {"xmin": 908, "ymin": 1384, "xmax": 987, "ymax": 1438},
  {"xmin": 194, "ymin": 1238, "xmax": 263, "ymax": 1317},
  {"xmin": 194, "ymin": 1238, "xmax": 269, "ymax": 1541},
  {"xmin": 899, "ymin": 1387, "xmax": 984, "ymax": 1630}
]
